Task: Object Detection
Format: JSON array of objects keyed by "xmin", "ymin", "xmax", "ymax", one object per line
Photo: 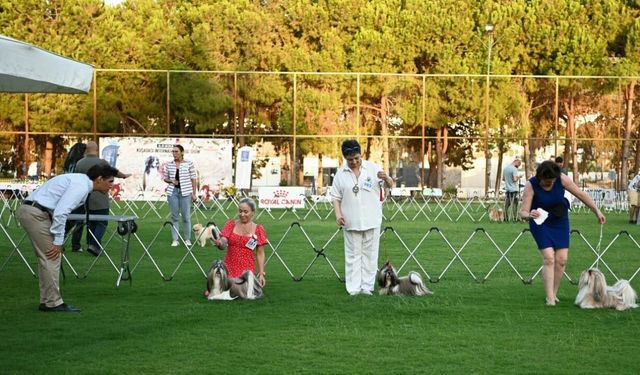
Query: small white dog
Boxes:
[
  {"xmin": 575, "ymin": 268, "xmax": 638, "ymax": 311},
  {"xmin": 205, "ymin": 260, "xmax": 264, "ymax": 301},
  {"xmin": 377, "ymin": 261, "xmax": 433, "ymax": 296},
  {"xmin": 193, "ymin": 223, "xmax": 220, "ymax": 247}
]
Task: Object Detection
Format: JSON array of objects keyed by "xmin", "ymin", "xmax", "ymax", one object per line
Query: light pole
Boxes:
[{"xmin": 483, "ymin": 23, "xmax": 494, "ymax": 197}]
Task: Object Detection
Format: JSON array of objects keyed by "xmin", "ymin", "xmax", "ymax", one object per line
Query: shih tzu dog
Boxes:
[
  {"xmin": 193, "ymin": 223, "xmax": 220, "ymax": 247},
  {"xmin": 575, "ymin": 268, "xmax": 638, "ymax": 311},
  {"xmin": 377, "ymin": 261, "xmax": 433, "ymax": 296},
  {"xmin": 205, "ymin": 260, "xmax": 264, "ymax": 301},
  {"xmin": 488, "ymin": 207, "xmax": 505, "ymax": 222}
]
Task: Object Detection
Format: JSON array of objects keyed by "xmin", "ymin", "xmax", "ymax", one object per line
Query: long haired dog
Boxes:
[
  {"xmin": 488, "ymin": 207, "xmax": 505, "ymax": 222},
  {"xmin": 193, "ymin": 223, "xmax": 220, "ymax": 247},
  {"xmin": 377, "ymin": 261, "xmax": 433, "ymax": 296},
  {"xmin": 575, "ymin": 268, "xmax": 638, "ymax": 311},
  {"xmin": 205, "ymin": 260, "xmax": 264, "ymax": 300}
]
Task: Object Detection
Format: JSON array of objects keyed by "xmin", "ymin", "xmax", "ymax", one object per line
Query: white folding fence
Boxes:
[{"xmin": 2, "ymin": 193, "xmax": 639, "ymax": 287}]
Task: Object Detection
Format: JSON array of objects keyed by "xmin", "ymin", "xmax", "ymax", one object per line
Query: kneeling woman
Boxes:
[
  {"xmin": 214, "ymin": 197, "xmax": 267, "ymax": 287},
  {"xmin": 520, "ymin": 160, "xmax": 605, "ymax": 306}
]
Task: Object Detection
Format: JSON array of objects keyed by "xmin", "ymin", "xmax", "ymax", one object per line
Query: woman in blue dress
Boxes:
[{"xmin": 520, "ymin": 161, "xmax": 605, "ymax": 306}]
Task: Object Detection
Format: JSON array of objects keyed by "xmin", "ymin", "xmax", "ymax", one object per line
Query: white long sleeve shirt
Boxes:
[{"xmin": 26, "ymin": 174, "xmax": 93, "ymax": 246}]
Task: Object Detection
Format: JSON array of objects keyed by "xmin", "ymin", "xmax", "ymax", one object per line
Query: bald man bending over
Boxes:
[{"xmin": 69, "ymin": 141, "xmax": 131, "ymax": 256}]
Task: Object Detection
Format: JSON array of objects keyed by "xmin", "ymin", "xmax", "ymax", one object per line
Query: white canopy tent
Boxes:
[
  {"xmin": 0, "ymin": 34, "xmax": 94, "ymax": 94},
  {"xmin": 0, "ymin": 34, "xmax": 95, "ymax": 178}
]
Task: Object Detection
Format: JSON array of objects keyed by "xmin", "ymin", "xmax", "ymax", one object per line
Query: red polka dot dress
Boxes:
[{"xmin": 221, "ymin": 219, "xmax": 268, "ymax": 278}]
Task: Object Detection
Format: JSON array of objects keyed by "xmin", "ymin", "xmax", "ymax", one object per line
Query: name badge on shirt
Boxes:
[
  {"xmin": 362, "ymin": 177, "xmax": 374, "ymax": 192},
  {"xmin": 245, "ymin": 235, "xmax": 258, "ymax": 250}
]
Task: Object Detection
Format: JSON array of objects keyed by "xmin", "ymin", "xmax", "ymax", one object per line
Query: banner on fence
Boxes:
[
  {"xmin": 258, "ymin": 187, "xmax": 306, "ymax": 208},
  {"xmin": 100, "ymin": 137, "xmax": 233, "ymax": 200},
  {"xmin": 235, "ymin": 145, "xmax": 253, "ymax": 189}
]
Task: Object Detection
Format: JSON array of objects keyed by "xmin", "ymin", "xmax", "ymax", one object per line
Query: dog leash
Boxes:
[{"xmin": 595, "ymin": 223, "xmax": 604, "ymax": 269}]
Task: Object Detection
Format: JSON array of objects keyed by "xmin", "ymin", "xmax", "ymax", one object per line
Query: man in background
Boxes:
[
  {"xmin": 502, "ymin": 157, "xmax": 522, "ymax": 222},
  {"xmin": 70, "ymin": 141, "xmax": 131, "ymax": 256}
]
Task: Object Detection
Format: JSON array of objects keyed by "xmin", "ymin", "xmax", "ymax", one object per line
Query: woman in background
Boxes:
[
  {"xmin": 163, "ymin": 145, "xmax": 197, "ymax": 247},
  {"xmin": 62, "ymin": 142, "xmax": 87, "ymax": 174}
]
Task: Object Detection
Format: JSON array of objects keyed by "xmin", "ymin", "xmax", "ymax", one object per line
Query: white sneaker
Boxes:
[
  {"xmin": 184, "ymin": 240, "xmax": 192, "ymax": 247},
  {"xmin": 171, "ymin": 240, "xmax": 179, "ymax": 247}
]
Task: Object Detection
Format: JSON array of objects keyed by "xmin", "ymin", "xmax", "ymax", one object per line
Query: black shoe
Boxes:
[
  {"xmin": 86, "ymin": 245, "xmax": 101, "ymax": 257},
  {"xmin": 72, "ymin": 248, "xmax": 84, "ymax": 253},
  {"xmin": 38, "ymin": 303, "xmax": 45, "ymax": 311},
  {"xmin": 40, "ymin": 303, "xmax": 81, "ymax": 313}
]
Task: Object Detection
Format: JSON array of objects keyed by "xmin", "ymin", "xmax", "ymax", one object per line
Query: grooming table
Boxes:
[{"xmin": 67, "ymin": 214, "xmax": 139, "ymax": 287}]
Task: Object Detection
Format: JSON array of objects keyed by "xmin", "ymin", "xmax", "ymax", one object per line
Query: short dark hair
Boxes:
[
  {"xmin": 341, "ymin": 140, "xmax": 361, "ymax": 157},
  {"xmin": 174, "ymin": 144, "xmax": 184, "ymax": 152},
  {"xmin": 86, "ymin": 164, "xmax": 119, "ymax": 181},
  {"xmin": 536, "ymin": 160, "xmax": 560, "ymax": 181},
  {"xmin": 555, "ymin": 156, "xmax": 564, "ymax": 164}
]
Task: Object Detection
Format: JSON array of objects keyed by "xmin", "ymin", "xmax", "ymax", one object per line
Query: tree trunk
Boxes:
[
  {"xmin": 380, "ymin": 95, "xmax": 390, "ymax": 173},
  {"xmin": 43, "ymin": 136, "xmax": 53, "ymax": 178},
  {"xmin": 621, "ymin": 81, "xmax": 635, "ymax": 189},
  {"xmin": 317, "ymin": 153, "xmax": 324, "ymax": 192},
  {"xmin": 494, "ymin": 122, "xmax": 506, "ymax": 195},
  {"xmin": 237, "ymin": 100, "xmax": 245, "ymax": 147},
  {"xmin": 563, "ymin": 97, "xmax": 579, "ymax": 183}
]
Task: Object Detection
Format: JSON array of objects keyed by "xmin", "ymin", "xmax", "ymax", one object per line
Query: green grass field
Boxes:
[{"xmin": 1, "ymin": 200, "xmax": 639, "ymax": 374}]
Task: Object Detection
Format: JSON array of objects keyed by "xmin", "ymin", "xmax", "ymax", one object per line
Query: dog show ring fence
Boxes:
[{"xmin": 1, "ymin": 191, "xmax": 639, "ymax": 289}]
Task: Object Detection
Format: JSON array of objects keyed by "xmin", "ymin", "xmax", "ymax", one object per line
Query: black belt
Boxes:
[{"xmin": 23, "ymin": 200, "xmax": 51, "ymax": 214}]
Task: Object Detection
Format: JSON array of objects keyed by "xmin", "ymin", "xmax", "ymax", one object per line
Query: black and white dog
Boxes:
[
  {"xmin": 377, "ymin": 261, "xmax": 433, "ymax": 296},
  {"xmin": 205, "ymin": 260, "xmax": 264, "ymax": 300}
]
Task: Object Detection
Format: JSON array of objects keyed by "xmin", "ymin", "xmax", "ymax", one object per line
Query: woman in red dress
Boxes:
[{"xmin": 214, "ymin": 197, "xmax": 267, "ymax": 287}]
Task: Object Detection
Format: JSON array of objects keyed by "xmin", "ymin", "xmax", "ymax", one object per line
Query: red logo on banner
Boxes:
[{"xmin": 274, "ymin": 190, "xmax": 289, "ymax": 198}]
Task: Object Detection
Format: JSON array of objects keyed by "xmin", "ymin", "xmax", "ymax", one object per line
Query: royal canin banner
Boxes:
[{"xmin": 258, "ymin": 187, "xmax": 306, "ymax": 209}]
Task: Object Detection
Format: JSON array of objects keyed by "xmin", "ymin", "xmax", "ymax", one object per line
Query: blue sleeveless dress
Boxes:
[{"xmin": 528, "ymin": 176, "xmax": 570, "ymax": 250}]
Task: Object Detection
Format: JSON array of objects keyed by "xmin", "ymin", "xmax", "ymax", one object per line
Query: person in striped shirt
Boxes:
[{"xmin": 163, "ymin": 144, "xmax": 198, "ymax": 247}]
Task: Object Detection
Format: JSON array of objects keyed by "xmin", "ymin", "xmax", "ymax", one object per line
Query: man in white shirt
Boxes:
[
  {"xmin": 330, "ymin": 140, "xmax": 393, "ymax": 295},
  {"xmin": 16, "ymin": 164, "xmax": 119, "ymax": 312}
]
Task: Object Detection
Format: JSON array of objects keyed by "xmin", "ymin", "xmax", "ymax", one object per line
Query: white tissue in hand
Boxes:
[{"xmin": 533, "ymin": 208, "xmax": 548, "ymax": 225}]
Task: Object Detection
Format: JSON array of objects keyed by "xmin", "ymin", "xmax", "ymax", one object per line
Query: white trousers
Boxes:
[{"xmin": 343, "ymin": 227, "xmax": 380, "ymax": 295}]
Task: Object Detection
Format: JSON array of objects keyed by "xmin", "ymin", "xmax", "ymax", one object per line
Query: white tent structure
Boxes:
[{"xmin": 0, "ymin": 34, "xmax": 94, "ymax": 94}]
